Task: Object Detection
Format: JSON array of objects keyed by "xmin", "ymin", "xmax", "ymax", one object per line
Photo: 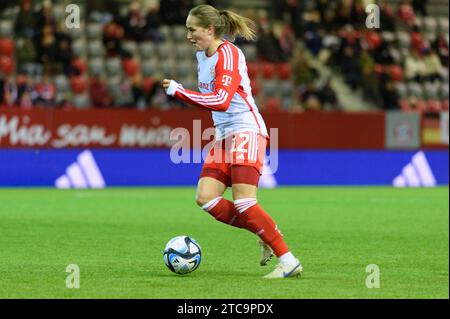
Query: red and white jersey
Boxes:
[{"xmin": 166, "ymin": 41, "xmax": 268, "ymax": 140}]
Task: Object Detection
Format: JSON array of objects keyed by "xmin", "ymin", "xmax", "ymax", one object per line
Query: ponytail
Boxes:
[
  {"xmin": 189, "ymin": 5, "xmax": 257, "ymax": 41},
  {"xmin": 218, "ymin": 10, "xmax": 256, "ymax": 41}
]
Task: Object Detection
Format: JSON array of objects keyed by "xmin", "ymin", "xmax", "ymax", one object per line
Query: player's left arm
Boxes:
[{"xmin": 163, "ymin": 47, "xmax": 241, "ymax": 111}]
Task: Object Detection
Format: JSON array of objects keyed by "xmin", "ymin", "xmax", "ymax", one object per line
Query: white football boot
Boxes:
[
  {"xmin": 258, "ymin": 239, "xmax": 274, "ymax": 266},
  {"xmin": 263, "ymin": 259, "xmax": 303, "ymax": 279}
]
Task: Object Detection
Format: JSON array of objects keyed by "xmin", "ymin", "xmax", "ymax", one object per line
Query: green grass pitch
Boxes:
[{"xmin": 0, "ymin": 187, "xmax": 448, "ymax": 299}]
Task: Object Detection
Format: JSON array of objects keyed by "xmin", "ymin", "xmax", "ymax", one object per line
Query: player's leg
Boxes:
[
  {"xmin": 196, "ymin": 176, "xmax": 248, "ymax": 229},
  {"xmin": 195, "ymin": 176, "xmax": 227, "ymax": 207},
  {"xmin": 231, "ymin": 175, "xmax": 302, "ymax": 278},
  {"xmin": 229, "ymin": 132, "xmax": 302, "ymax": 278},
  {"xmin": 196, "ymin": 139, "xmax": 247, "ymax": 229}
]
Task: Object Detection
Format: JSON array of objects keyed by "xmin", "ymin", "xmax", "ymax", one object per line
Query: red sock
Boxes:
[
  {"xmin": 201, "ymin": 197, "xmax": 246, "ymax": 229},
  {"xmin": 234, "ymin": 199, "xmax": 289, "ymax": 257}
]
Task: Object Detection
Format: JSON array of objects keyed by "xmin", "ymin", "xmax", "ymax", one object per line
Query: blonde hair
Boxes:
[{"xmin": 188, "ymin": 5, "xmax": 257, "ymax": 41}]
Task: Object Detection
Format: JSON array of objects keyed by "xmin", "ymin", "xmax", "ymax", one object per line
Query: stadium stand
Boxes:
[{"xmin": 0, "ymin": 0, "xmax": 448, "ymax": 113}]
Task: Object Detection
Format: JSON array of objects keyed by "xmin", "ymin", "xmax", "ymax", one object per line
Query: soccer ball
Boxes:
[{"xmin": 163, "ymin": 235, "xmax": 202, "ymax": 275}]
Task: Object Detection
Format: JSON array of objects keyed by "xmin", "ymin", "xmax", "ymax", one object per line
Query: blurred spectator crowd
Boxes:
[
  {"xmin": 270, "ymin": 0, "xmax": 449, "ymax": 112},
  {"xmin": 0, "ymin": 0, "xmax": 448, "ymax": 113}
]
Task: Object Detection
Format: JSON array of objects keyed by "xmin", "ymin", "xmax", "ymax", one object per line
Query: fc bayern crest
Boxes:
[{"xmin": 393, "ymin": 121, "xmax": 413, "ymax": 143}]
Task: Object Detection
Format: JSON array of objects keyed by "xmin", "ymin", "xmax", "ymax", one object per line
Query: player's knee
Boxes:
[{"xmin": 195, "ymin": 193, "xmax": 217, "ymax": 208}]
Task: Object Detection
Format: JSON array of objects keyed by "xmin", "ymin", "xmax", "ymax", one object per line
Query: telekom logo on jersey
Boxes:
[
  {"xmin": 169, "ymin": 120, "xmax": 279, "ymax": 174},
  {"xmin": 222, "ymin": 75, "xmax": 233, "ymax": 86}
]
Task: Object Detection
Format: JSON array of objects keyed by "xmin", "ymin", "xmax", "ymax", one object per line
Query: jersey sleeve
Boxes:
[{"xmin": 166, "ymin": 45, "xmax": 242, "ymax": 112}]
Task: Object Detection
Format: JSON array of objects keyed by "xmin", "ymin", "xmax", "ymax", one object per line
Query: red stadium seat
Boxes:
[
  {"xmin": 247, "ymin": 62, "xmax": 258, "ymax": 80},
  {"xmin": 366, "ymin": 31, "xmax": 381, "ymax": 50},
  {"xmin": 264, "ymin": 97, "xmax": 281, "ymax": 112},
  {"xmin": 0, "ymin": 55, "xmax": 14, "ymax": 74},
  {"xmin": 16, "ymin": 74, "xmax": 27, "ymax": 86},
  {"xmin": 70, "ymin": 75, "xmax": 87, "ymax": 93},
  {"xmin": 389, "ymin": 65, "xmax": 404, "ymax": 81},
  {"xmin": 411, "ymin": 32, "xmax": 425, "ymax": 52},
  {"xmin": 261, "ymin": 62, "xmax": 276, "ymax": 79},
  {"xmin": 442, "ymin": 100, "xmax": 449, "ymax": 110},
  {"xmin": 0, "ymin": 38, "xmax": 14, "ymax": 57},
  {"xmin": 71, "ymin": 58, "xmax": 88, "ymax": 74},
  {"xmin": 415, "ymin": 100, "xmax": 428, "ymax": 113},
  {"xmin": 427, "ymin": 100, "xmax": 442, "ymax": 113},
  {"xmin": 250, "ymin": 79, "xmax": 261, "ymax": 96},
  {"xmin": 277, "ymin": 63, "xmax": 292, "ymax": 80},
  {"xmin": 399, "ymin": 99, "xmax": 411, "ymax": 111},
  {"xmin": 374, "ymin": 64, "xmax": 385, "ymax": 76},
  {"xmin": 122, "ymin": 58, "xmax": 139, "ymax": 77}
]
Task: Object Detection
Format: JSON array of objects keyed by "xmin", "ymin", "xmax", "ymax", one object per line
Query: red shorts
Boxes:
[{"xmin": 200, "ymin": 131, "xmax": 268, "ymax": 187}]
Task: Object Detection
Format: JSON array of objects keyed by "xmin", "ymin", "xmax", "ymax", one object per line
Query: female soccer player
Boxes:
[{"xmin": 163, "ymin": 4, "xmax": 302, "ymax": 278}]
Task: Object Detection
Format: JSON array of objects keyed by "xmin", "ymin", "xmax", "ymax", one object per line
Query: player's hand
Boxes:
[{"xmin": 162, "ymin": 79, "xmax": 171, "ymax": 90}]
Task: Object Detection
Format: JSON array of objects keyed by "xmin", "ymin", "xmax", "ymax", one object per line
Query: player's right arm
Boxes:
[{"xmin": 162, "ymin": 44, "xmax": 241, "ymax": 112}]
